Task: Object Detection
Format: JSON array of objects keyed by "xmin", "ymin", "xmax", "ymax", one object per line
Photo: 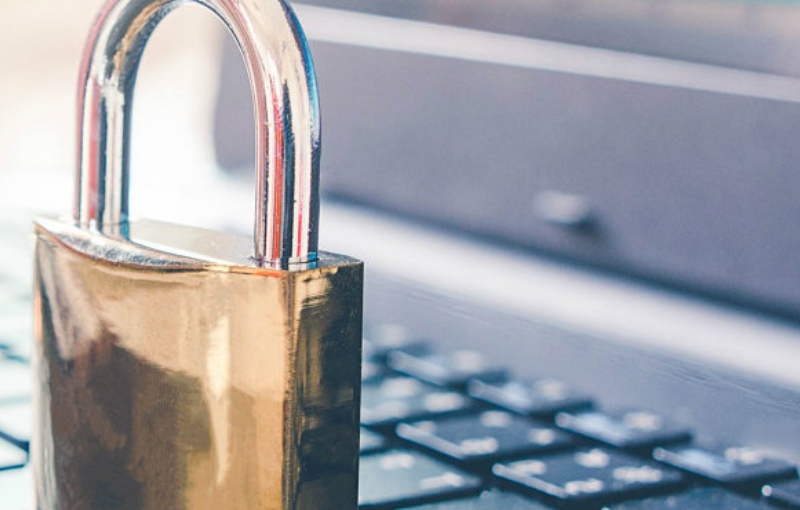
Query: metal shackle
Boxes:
[{"xmin": 74, "ymin": 0, "xmax": 320, "ymax": 268}]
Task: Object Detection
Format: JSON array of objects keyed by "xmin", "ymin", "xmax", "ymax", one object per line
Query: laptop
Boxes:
[{"xmin": 2, "ymin": 1, "xmax": 800, "ymax": 508}]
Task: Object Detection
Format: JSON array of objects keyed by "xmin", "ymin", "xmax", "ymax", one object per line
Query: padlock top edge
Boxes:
[{"xmin": 34, "ymin": 216, "xmax": 360, "ymax": 274}]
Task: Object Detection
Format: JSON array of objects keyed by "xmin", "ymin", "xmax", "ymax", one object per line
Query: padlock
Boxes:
[{"xmin": 32, "ymin": 0, "xmax": 363, "ymax": 509}]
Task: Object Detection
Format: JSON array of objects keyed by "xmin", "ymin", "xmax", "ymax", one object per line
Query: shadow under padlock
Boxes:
[{"xmin": 32, "ymin": 1, "xmax": 363, "ymax": 509}]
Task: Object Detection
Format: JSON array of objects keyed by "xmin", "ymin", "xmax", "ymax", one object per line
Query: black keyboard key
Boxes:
[
  {"xmin": 361, "ymin": 377, "xmax": 472, "ymax": 428},
  {"xmin": 469, "ymin": 378, "xmax": 593, "ymax": 418},
  {"xmin": 652, "ymin": 445, "xmax": 798, "ymax": 493},
  {"xmin": 388, "ymin": 350, "xmax": 506, "ymax": 389},
  {"xmin": 361, "ymin": 427, "xmax": 388, "ymax": 454},
  {"xmin": 604, "ymin": 486, "xmax": 774, "ymax": 509},
  {"xmin": 494, "ymin": 447, "xmax": 686, "ymax": 508},
  {"xmin": 406, "ymin": 488, "xmax": 552, "ymax": 509},
  {"xmin": 763, "ymin": 478, "xmax": 800, "ymax": 509},
  {"xmin": 359, "ymin": 450, "xmax": 482, "ymax": 509},
  {"xmin": 556, "ymin": 410, "xmax": 691, "ymax": 452},
  {"xmin": 0, "ymin": 437, "xmax": 26, "ymax": 471},
  {"xmin": 397, "ymin": 410, "xmax": 574, "ymax": 468}
]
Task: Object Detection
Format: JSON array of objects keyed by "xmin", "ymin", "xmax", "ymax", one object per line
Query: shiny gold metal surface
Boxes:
[{"xmin": 33, "ymin": 219, "xmax": 363, "ymax": 510}]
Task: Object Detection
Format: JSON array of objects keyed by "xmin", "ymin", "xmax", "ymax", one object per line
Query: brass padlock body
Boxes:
[{"xmin": 33, "ymin": 218, "xmax": 363, "ymax": 510}]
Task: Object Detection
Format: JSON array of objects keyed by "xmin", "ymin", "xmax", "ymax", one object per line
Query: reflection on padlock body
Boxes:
[{"xmin": 33, "ymin": 219, "xmax": 362, "ymax": 510}]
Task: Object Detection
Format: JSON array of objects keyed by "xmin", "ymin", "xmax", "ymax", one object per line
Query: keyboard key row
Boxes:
[
  {"xmin": 396, "ymin": 411, "xmax": 574, "ymax": 468},
  {"xmin": 468, "ymin": 378, "xmax": 593, "ymax": 419},
  {"xmin": 653, "ymin": 445, "xmax": 798, "ymax": 494},
  {"xmin": 359, "ymin": 327, "xmax": 799, "ymax": 509},
  {"xmin": 361, "ymin": 377, "xmax": 473, "ymax": 429},
  {"xmin": 388, "ymin": 349, "xmax": 506, "ymax": 390},
  {"xmin": 494, "ymin": 447, "xmax": 686, "ymax": 509},
  {"xmin": 555, "ymin": 410, "xmax": 692, "ymax": 453},
  {"xmin": 2, "ymin": 321, "xmax": 798, "ymax": 510}
]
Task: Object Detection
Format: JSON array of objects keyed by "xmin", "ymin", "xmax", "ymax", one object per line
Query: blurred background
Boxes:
[
  {"xmin": 0, "ymin": 1, "xmax": 226, "ymax": 224},
  {"xmin": 3, "ymin": 0, "xmax": 800, "ymax": 370},
  {"xmin": 4, "ymin": 0, "xmax": 800, "ymax": 348},
  {"xmin": 6, "ymin": 0, "xmax": 800, "ymax": 319}
]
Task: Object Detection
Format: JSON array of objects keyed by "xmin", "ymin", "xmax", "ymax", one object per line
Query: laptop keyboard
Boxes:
[
  {"xmin": 355, "ymin": 333, "xmax": 798, "ymax": 509},
  {"xmin": 1, "ymin": 215, "xmax": 799, "ymax": 510}
]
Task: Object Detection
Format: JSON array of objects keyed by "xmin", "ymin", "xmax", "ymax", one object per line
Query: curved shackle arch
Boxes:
[{"xmin": 74, "ymin": 0, "xmax": 320, "ymax": 267}]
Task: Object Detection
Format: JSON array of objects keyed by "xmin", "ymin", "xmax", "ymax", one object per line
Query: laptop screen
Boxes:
[{"xmin": 214, "ymin": 0, "xmax": 800, "ymax": 320}]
